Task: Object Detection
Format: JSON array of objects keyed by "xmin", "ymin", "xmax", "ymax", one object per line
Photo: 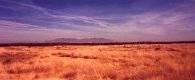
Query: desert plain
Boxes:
[{"xmin": 0, "ymin": 43, "xmax": 194, "ymax": 80}]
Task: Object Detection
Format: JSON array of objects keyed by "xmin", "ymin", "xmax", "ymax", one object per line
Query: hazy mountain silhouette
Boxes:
[{"xmin": 47, "ymin": 38, "xmax": 115, "ymax": 43}]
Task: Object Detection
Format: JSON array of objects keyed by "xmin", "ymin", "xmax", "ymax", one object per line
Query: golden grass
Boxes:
[{"xmin": 0, "ymin": 44, "xmax": 194, "ymax": 80}]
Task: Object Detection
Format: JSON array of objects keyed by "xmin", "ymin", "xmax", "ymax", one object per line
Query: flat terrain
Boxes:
[{"xmin": 0, "ymin": 44, "xmax": 194, "ymax": 80}]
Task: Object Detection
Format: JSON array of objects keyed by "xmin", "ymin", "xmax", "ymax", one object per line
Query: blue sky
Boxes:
[{"xmin": 0, "ymin": 0, "xmax": 195, "ymax": 42}]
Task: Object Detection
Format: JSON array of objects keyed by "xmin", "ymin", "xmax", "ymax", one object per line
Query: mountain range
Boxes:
[{"xmin": 47, "ymin": 38, "xmax": 115, "ymax": 43}]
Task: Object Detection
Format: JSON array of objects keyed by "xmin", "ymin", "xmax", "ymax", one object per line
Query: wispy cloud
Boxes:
[
  {"xmin": 85, "ymin": 11, "xmax": 195, "ymax": 37},
  {"xmin": 0, "ymin": 0, "xmax": 111, "ymax": 29},
  {"xmin": 0, "ymin": 0, "xmax": 51, "ymax": 15}
]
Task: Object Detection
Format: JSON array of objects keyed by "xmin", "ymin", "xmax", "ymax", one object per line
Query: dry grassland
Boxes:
[{"xmin": 0, "ymin": 44, "xmax": 194, "ymax": 80}]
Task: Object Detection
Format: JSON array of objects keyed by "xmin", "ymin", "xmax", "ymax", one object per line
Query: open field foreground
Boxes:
[{"xmin": 0, "ymin": 44, "xmax": 194, "ymax": 80}]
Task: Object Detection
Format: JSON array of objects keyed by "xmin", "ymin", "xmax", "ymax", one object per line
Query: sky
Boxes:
[{"xmin": 0, "ymin": 0, "xmax": 195, "ymax": 42}]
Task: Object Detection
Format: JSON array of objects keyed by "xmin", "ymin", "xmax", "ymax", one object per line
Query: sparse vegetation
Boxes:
[{"xmin": 0, "ymin": 44, "xmax": 194, "ymax": 80}]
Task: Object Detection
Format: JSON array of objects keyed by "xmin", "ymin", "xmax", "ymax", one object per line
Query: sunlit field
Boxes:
[{"xmin": 0, "ymin": 44, "xmax": 194, "ymax": 80}]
